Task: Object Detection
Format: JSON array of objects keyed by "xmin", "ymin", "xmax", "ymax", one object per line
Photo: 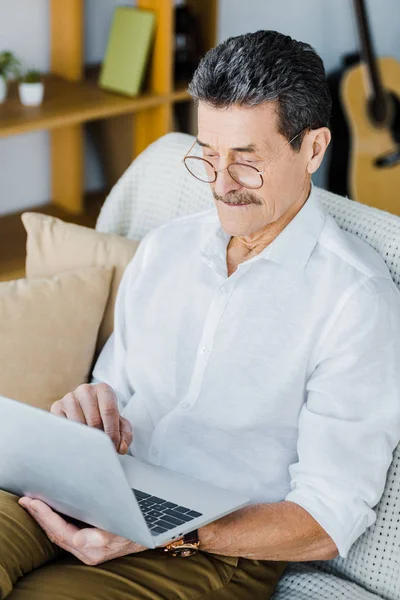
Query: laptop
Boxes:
[{"xmin": 0, "ymin": 395, "xmax": 249, "ymax": 548}]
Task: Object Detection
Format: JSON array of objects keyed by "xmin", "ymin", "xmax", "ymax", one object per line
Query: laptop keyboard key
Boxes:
[
  {"xmin": 151, "ymin": 526, "xmax": 168, "ymax": 535},
  {"xmin": 147, "ymin": 510, "xmax": 164, "ymax": 518},
  {"xmin": 187, "ymin": 510, "xmax": 202, "ymax": 518},
  {"xmin": 145, "ymin": 515, "xmax": 158, "ymax": 524},
  {"xmin": 160, "ymin": 513, "xmax": 186, "ymax": 526},
  {"xmin": 139, "ymin": 500, "xmax": 157, "ymax": 508},
  {"xmin": 156, "ymin": 519, "xmax": 177, "ymax": 531},
  {"xmin": 133, "ymin": 488, "xmax": 202, "ymax": 526},
  {"xmin": 162, "ymin": 502, "xmax": 178, "ymax": 509},
  {"xmin": 148, "ymin": 496, "xmax": 166, "ymax": 505},
  {"xmin": 174, "ymin": 506, "xmax": 191, "ymax": 514},
  {"xmin": 133, "ymin": 489, "xmax": 151, "ymax": 500},
  {"xmin": 165, "ymin": 509, "xmax": 193, "ymax": 522}
]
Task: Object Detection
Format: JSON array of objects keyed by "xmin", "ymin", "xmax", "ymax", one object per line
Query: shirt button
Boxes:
[
  {"xmin": 181, "ymin": 402, "xmax": 191, "ymax": 410},
  {"xmin": 220, "ymin": 286, "xmax": 226, "ymax": 293},
  {"xmin": 151, "ymin": 448, "xmax": 159, "ymax": 458},
  {"xmin": 200, "ymin": 346, "xmax": 209, "ymax": 355}
]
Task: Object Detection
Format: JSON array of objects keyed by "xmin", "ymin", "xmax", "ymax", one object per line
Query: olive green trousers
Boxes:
[{"xmin": 0, "ymin": 491, "xmax": 287, "ymax": 600}]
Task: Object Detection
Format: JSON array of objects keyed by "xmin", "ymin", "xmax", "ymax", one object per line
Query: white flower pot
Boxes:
[
  {"xmin": 18, "ymin": 82, "xmax": 44, "ymax": 106},
  {"xmin": 0, "ymin": 76, "xmax": 7, "ymax": 103}
]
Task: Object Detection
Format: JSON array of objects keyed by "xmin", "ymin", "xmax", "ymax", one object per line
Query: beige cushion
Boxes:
[
  {"xmin": 0, "ymin": 267, "xmax": 112, "ymax": 410},
  {"xmin": 22, "ymin": 212, "xmax": 139, "ymax": 354}
]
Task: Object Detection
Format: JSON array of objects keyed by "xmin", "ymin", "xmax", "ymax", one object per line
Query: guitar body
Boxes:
[{"xmin": 340, "ymin": 57, "xmax": 400, "ymax": 215}]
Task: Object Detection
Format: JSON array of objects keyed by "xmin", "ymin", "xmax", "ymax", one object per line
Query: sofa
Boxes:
[{"xmin": 1, "ymin": 132, "xmax": 399, "ymax": 599}]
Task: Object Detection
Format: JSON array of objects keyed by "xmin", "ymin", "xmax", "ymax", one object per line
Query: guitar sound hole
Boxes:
[
  {"xmin": 367, "ymin": 92, "xmax": 400, "ymax": 142},
  {"xmin": 368, "ymin": 92, "xmax": 400, "ymax": 168},
  {"xmin": 367, "ymin": 94, "xmax": 388, "ymax": 126}
]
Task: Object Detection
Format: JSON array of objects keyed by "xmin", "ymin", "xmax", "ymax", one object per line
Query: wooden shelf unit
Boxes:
[
  {"xmin": 0, "ymin": 75, "xmax": 191, "ymax": 138},
  {"xmin": 0, "ymin": 0, "xmax": 217, "ymax": 281},
  {"xmin": 0, "ymin": 0, "xmax": 217, "ymax": 213}
]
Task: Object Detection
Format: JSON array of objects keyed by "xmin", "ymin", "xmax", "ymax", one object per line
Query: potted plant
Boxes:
[
  {"xmin": 0, "ymin": 51, "xmax": 21, "ymax": 103},
  {"xmin": 18, "ymin": 69, "xmax": 44, "ymax": 107}
]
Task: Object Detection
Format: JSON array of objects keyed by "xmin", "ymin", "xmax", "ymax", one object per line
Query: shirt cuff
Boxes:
[{"xmin": 284, "ymin": 487, "xmax": 375, "ymax": 558}]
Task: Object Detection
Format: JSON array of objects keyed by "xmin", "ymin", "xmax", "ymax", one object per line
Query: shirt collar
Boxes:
[
  {"xmin": 201, "ymin": 184, "xmax": 326, "ymax": 273},
  {"xmin": 259, "ymin": 183, "xmax": 326, "ymax": 270}
]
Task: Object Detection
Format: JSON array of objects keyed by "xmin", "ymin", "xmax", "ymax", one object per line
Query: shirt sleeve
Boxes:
[
  {"xmin": 285, "ymin": 275, "xmax": 400, "ymax": 558},
  {"xmin": 90, "ymin": 230, "xmax": 155, "ymax": 412}
]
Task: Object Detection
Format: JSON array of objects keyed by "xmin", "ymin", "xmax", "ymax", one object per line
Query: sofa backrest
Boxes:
[{"xmin": 97, "ymin": 132, "xmax": 400, "ymax": 600}]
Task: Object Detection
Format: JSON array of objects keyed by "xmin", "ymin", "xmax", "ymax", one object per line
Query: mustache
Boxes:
[{"xmin": 212, "ymin": 190, "xmax": 262, "ymax": 206}]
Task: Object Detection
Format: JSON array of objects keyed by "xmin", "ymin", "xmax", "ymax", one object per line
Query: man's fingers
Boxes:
[
  {"xmin": 19, "ymin": 498, "xmax": 147, "ymax": 566},
  {"xmin": 51, "ymin": 384, "xmax": 127, "ymax": 452},
  {"xmin": 74, "ymin": 385, "xmax": 103, "ymax": 430},
  {"xmin": 118, "ymin": 417, "xmax": 133, "ymax": 454},
  {"xmin": 50, "ymin": 401, "xmax": 67, "ymax": 418},
  {"xmin": 73, "ymin": 528, "xmax": 110, "ymax": 549},
  {"xmin": 19, "ymin": 498, "xmax": 80, "ymax": 549},
  {"xmin": 59, "ymin": 394, "xmax": 87, "ymax": 424},
  {"xmin": 96, "ymin": 384, "xmax": 121, "ymax": 450}
]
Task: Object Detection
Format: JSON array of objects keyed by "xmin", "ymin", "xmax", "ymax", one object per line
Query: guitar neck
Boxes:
[{"xmin": 353, "ymin": 0, "xmax": 386, "ymax": 107}]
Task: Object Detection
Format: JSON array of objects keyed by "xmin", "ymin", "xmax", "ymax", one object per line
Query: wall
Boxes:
[
  {"xmin": 218, "ymin": 0, "xmax": 400, "ymax": 189},
  {"xmin": 0, "ymin": 0, "xmax": 399, "ymax": 215},
  {"xmin": 219, "ymin": 0, "xmax": 400, "ymax": 75},
  {"xmin": 0, "ymin": 0, "xmax": 128, "ymax": 216},
  {"xmin": 0, "ymin": 0, "xmax": 50, "ymax": 215}
]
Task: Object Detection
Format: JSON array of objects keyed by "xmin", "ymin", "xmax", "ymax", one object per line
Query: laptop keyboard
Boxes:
[{"xmin": 132, "ymin": 488, "xmax": 203, "ymax": 536}]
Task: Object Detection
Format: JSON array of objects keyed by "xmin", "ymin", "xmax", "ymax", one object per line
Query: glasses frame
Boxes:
[{"xmin": 182, "ymin": 129, "xmax": 307, "ymax": 190}]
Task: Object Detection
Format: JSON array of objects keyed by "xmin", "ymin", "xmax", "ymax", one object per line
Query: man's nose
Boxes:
[{"xmin": 212, "ymin": 165, "xmax": 242, "ymax": 197}]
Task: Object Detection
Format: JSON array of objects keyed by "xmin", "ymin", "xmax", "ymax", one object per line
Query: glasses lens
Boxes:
[
  {"xmin": 228, "ymin": 164, "xmax": 262, "ymax": 189},
  {"xmin": 184, "ymin": 157, "xmax": 215, "ymax": 183}
]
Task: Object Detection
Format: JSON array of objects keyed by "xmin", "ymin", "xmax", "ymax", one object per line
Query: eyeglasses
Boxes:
[{"xmin": 182, "ymin": 129, "xmax": 306, "ymax": 190}]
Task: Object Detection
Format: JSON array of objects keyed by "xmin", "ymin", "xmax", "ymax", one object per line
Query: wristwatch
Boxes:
[{"xmin": 163, "ymin": 530, "xmax": 200, "ymax": 557}]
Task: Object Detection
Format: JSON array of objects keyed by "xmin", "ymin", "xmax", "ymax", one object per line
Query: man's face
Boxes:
[{"xmin": 197, "ymin": 101, "xmax": 312, "ymax": 237}]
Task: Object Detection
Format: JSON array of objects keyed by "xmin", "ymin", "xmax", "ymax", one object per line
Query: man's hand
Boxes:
[
  {"xmin": 18, "ymin": 497, "xmax": 147, "ymax": 565},
  {"xmin": 51, "ymin": 383, "xmax": 132, "ymax": 454}
]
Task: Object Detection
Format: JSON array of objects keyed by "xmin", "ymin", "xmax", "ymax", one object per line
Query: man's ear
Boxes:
[{"xmin": 306, "ymin": 128, "xmax": 331, "ymax": 175}]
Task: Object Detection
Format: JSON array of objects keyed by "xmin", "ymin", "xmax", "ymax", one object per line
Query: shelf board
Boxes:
[
  {"xmin": 171, "ymin": 81, "xmax": 191, "ymax": 103},
  {"xmin": 0, "ymin": 191, "xmax": 106, "ymax": 282},
  {"xmin": 0, "ymin": 75, "xmax": 190, "ymax": 138}
]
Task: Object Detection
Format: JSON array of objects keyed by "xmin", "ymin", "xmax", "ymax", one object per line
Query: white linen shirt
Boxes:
[{"xmin": 92, "ymin": 185, "xmax": 400, "ymax": 558}]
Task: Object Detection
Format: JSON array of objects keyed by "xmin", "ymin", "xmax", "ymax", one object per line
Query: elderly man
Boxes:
[{"xmin": 1, "ymin": 30, "xmax": 400, "ymax": 600}]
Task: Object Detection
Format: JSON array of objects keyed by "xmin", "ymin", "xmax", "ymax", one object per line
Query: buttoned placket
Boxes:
[{"xmin": 147, "ymin": 252, "xmax": 258, "ymax": 464}]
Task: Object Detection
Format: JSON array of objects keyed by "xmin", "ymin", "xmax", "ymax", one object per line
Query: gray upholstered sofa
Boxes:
[{"xmin": 96, "ymin": 132, "xmax": 400, "ymax": 600}]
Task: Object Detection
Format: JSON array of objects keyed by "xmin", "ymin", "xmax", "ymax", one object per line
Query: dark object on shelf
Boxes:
[
  {"xmin": 174, "ymin": 3, "xmax": 202, "ymax": 83},
  {"xmin": 173, "ymin": 99, "xmax": 197, "ymax": 136},
  {"xmin": 327, "ymin": 52, "xmax": 360, "ymax": 197}
]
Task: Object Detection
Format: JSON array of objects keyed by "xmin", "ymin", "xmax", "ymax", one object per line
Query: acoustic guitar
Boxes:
[{"xmin": 340, "ymin": 0, "xmax": 400, "ymax": 214}]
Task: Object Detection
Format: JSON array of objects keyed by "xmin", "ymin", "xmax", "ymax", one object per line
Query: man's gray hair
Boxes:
[{"xmin": 188, "ymin": 30, "xmax": 332, "ymax": 151}]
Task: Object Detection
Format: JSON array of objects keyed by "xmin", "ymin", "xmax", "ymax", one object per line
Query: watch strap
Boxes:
[
  {"xmin": 183, "ymin": 529, "xmax": 199, "ymax": 545},
  {"xmin": 163, "ymin": 529, "xmax": 200, "ymax": 557}
]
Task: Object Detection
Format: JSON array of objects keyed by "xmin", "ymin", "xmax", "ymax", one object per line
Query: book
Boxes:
[{"xmin": 99, "ymin": 7, "xmax": 156, "ymax": 97}]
